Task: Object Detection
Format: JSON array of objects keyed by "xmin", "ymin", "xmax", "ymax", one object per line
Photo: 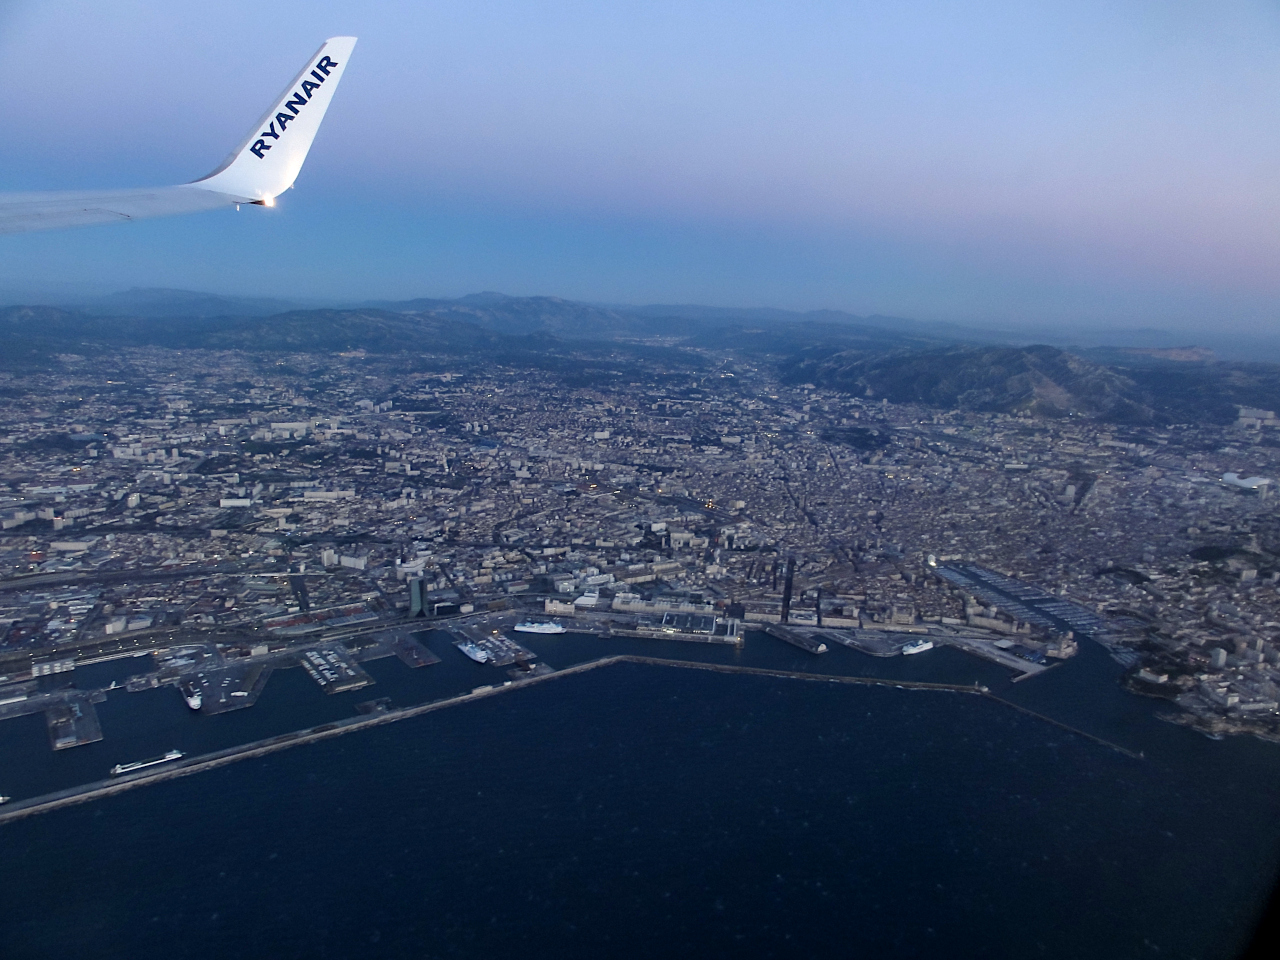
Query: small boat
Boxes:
[
  {"xmin": 0, "ymin": 796, "xmax": 10, "ymax": 805},
  {"xmin": 180, "ymin": 680, "xmax": 202, "ymax": 711},
  {"xmin": 512, "ymin": 621, "xmax": 566, "ymax": 635},
  {"xmin": 902, "ymin": 639, "xmax": 935, "ymax": 655}
]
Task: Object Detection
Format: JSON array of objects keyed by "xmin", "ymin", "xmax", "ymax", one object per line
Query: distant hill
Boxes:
[
  {"xmin": 0, "ymin": 304, "xmax": 503, "ymax": 358},
  {"xmin": 364, "ymin": 292, "xmax": 656, "ymax": 339},
  {"xmin": 621, "ymin": 302, "xmax": 997, "ymax": 342},
  {"xmin": 363, "ymin": 293, "xmax": 1001, "ymax": 344},
  {"xmin": 7, "ymin": 292, "xmax": 1280, "ymax": 426},
  {"xmin": 786, "ymin": 344, "xmax": 1149, "ymax": 420},
  {"xmin": 785, "ymin": 343, "xmax": 1280, "ymax": 424},
  {"xmin": 0, "ymin": 304, "xmax": 705, "ymax": 391},
  {"xmin": 193, "ymin": 309, "xmax": 505, "ymax": 353},
  {"xmin": 67, "ymin": 287, "xmax": 313, "ymax": 318},
  {"xmin": 682, "ymin": 319, "xmax": 942, "ymax": 357}
]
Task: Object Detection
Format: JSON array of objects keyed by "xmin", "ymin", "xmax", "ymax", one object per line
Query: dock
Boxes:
[
  {"xmin": 0, "ymin": 683, "xmax": 106, "ymax": 751},
  {"xmin": 391, "ymin": 635, "xmax": 440, "ymax": 668},
  {"xmin": 764, "ymin": 624, "xmax": 828, "ymax": 654},
  {"xmin": 583, "ymin": 611, "xmax": 743, "ymax": 645},
  {"xmin": 352, "ymin": 628, "xmax": 442, "ymax": 669},
  {"xmin": 45, "ymin": 692, "xmax": 104, "ymax": 750},
  {"xmin": 298, "ymin": 646, "xmax": 374, "ymax": 694},
  {"xmin": 195, "ymin": 662, "xmax": 277, "ymax": 715},
  {"xmin": 820, "ymin": 629, "xmax": 905, "ymax": 657},
  {"xmin": 448, "ymin": 625, "xmax": 536, "ymax": 666},
  {"xmin": 937, "ymin": 633, "xmax": 1051, "ymax": 680}
]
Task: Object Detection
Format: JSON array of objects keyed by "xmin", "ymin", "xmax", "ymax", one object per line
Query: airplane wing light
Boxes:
[{"xmin": 0, "ymin": 36, "xmax": 356, "ymax": 235}]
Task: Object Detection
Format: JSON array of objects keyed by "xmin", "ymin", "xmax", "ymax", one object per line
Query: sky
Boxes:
[{"xmin": 3, "ymin": 0, "xmax": 1280, "ymax": 334}]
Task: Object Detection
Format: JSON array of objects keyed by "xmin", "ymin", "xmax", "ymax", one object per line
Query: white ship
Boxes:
[
  {"xmin": 110, "ymin": 749, "xmax": 184, "ymax": 777},
  {"xmin": 902, "ymin": 639, "xmax": 935, "ymax": 655},
  {"xmin": 0, "ymin": 796, "xmax": 10, "ymax": 805},
  {"xmin": 512, "ymin": 621, "xmax": 566, "ymax": 635},
  {"xmin": 456, "ymin": 641, "xmax": 491, "ymax": 664},
  {"xmin": 180, "ymin": 681, "xmax": 202, "ymax": 711}
]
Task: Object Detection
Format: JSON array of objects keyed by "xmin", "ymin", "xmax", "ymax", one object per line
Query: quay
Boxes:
[
  {"xmin": 391, "ymin": 635, "xmax": 440, "ymax": 668},
  {"xmin": 764, "ymin": 624, "xmax": 828, "ymax": 654},
  {"xmin": 447, "ymin": 624, "xmax": 536, "ymax": 666},
  {"xmin": 0, "ymin": 654, "xmax": 1142, "ymax": 825},
  {"xmin": 0, "ymin": 686, "xmax": 105, "ymax": 750},
  {"xmin": 197, "ymin": 662, "xmax": 276, "ymax": 715},
  {"xmin": 298, "ymin": 645, "xmax": 373, "ymax": 694},
  {"xmin": 45, "ymin": 692, "xmax": 104, "ymax": 750},
  {"xmin": 822, "ymin": 629, "xmax": 911, "ymax": 657}
]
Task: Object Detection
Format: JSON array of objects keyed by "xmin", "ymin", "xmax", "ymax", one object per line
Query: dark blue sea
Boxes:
[{"xmin": 1, "ymin": 631, "xmax": 1279, "ymax": 959}]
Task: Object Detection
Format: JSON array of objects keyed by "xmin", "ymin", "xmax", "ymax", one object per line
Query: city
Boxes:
[{"xmin": 3, "ymin": 337, "xmax": 1279, "ymax": 772}]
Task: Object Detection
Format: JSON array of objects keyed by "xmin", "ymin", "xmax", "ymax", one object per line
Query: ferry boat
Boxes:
[
  {"xmin": 456, "ymin": 641, "xmax": 491, "ymax": 664},
  {"xmin": 110, "ymin": 749, "xmax": 184, "ymax": 776},
  {"xmin": 180, "ymin": 680, "xmax": 202, "ymax": 711},
  {"xmin": 902, "ymin": 639, "xmax": 935, "ymax": 656},
  {"xmin": 512, "ymin": 621, "xmax": 566, "ymax": 635}
]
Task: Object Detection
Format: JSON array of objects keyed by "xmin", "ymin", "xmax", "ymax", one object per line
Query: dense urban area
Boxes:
[{"xmin": 4, "ymin": 334, "xmax": 1280, "ymax": 749}]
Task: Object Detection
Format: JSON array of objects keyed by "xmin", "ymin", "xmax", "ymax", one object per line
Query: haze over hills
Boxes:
[
  {"xmin": 67, "ymin": 288, "xmax": 318, "ymax": 319},
  {"xmin": 0, "ymin": 285, "xmax": 1243, "ymax": 349},
  {"xmin": 4, "ymin": 287, "xmax": 1279, "ymax": 425},
  {"xmin": 363, "ymin": 293, "xmax": 664, "ymax": 339}
]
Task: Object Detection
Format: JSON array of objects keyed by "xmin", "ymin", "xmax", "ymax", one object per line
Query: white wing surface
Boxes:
[{"xmin": 0, "ymin": 37, "xmax": 356, "ymax": 236}]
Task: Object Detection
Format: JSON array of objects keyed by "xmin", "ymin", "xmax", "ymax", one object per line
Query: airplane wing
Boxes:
[{"xmin": 0, "ymin": 36, "xmax": 357, "ymax": 235}]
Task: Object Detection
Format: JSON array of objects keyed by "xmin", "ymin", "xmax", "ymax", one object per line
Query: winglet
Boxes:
[{"xmin": 190, "ymin": 36, "xmax": 357, "ymax": 203}]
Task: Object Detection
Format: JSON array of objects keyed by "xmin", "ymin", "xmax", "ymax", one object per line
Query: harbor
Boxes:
[
  {"xmin": 0, "ymin": 652, "xmax": 1143, "ymax": 826},
  {"xmin": 0, "ymin": 605, "xmax": 1094, "ymax": 808}
]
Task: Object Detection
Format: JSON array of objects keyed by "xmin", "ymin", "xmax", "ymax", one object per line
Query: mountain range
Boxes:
[{"xmin": 3, "ymin": 288, "xmax": 1277, "ymax": 425}]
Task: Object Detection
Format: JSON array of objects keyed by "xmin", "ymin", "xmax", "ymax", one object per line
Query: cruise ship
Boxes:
[
  {"xmin": 110, "ymin": 749, "xmax": 185, "ymax": 776},
  {"xmin": 902, "ymin": 639, "xmax": 935, "ymax": 655},
  {"xmin": 512, "ymin": 621, "xmax": 566, "ymax": 635},
  {"xmin": 180, "ymin": 680, "xmax": 202, "ymax": 711}
]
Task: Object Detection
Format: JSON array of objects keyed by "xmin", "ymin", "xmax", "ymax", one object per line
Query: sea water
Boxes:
[{"xmin": 1, "ymin": 633, "xmax": 1279, "ymax": 958}]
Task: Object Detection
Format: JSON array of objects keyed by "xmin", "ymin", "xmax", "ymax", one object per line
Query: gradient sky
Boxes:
[{"xmin": 3, "ymin": 1, "xmax": 1280, "ymax": 332}]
